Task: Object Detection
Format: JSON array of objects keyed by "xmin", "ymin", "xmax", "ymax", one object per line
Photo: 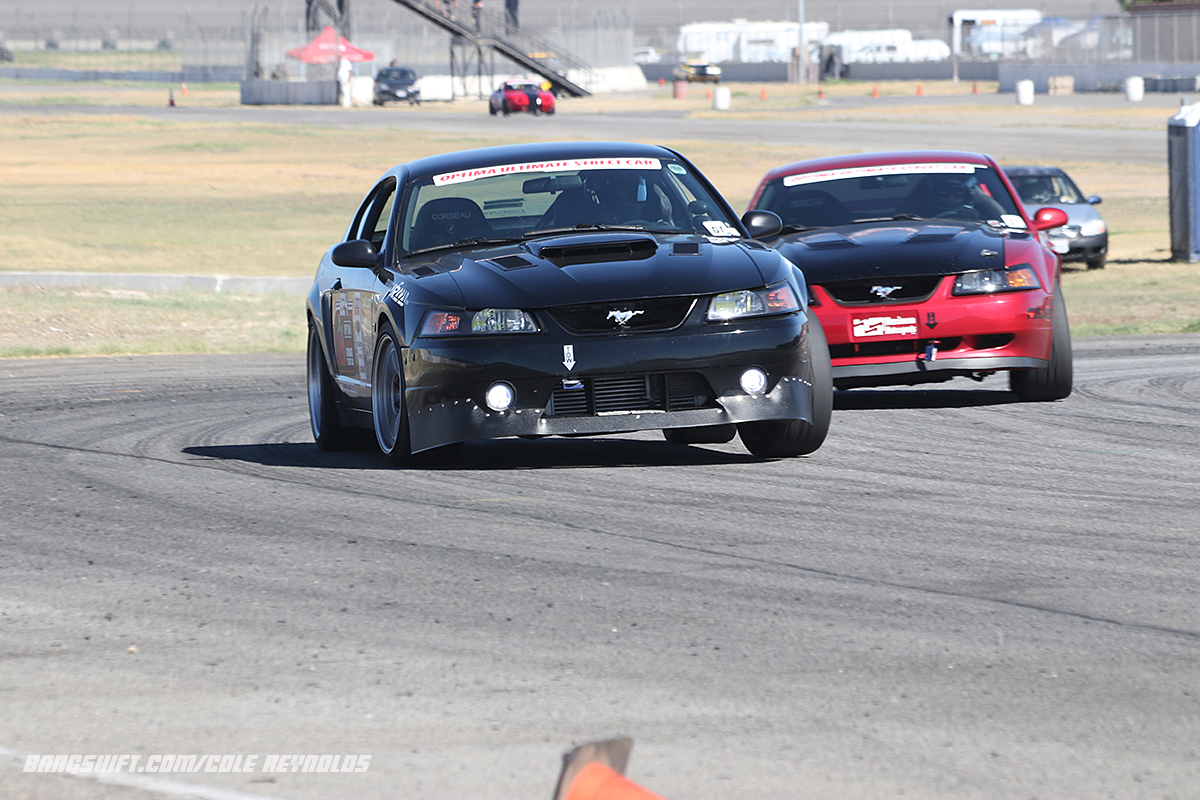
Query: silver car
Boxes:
[{"xmin": 1004, "ymin": 166, "xmax": 1108, "ymax": 269}]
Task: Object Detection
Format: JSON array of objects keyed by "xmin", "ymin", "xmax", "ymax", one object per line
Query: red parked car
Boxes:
[
  {"xmin": 489, "ymin": 81, "xmax": 556, "ymax": 116},
  {"xmin": 748, "ymin": 150, "xmax": 1073, "ymax": 400}
]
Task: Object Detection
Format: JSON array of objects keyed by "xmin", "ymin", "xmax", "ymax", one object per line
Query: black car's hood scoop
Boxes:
[
  {"xmin": 527, "ymin": 233, "xmax": 658, "ymax": 267},
  {"xmin": 778, "ymin": 220, "xmax": 1006, "ymax": 282},
  {"xmin": 420, "ymin": 235, "xmax": 783, "ymax": 309}
]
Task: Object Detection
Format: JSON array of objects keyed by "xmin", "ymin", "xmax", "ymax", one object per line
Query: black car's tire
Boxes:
[
  {"xmin": 737, "ymin": 313, "xmax": 833, "ymax": 458},
  {"xmin": 663, "ymin": 424, "xmax": 736, "ymax": 445},
  {"xmin": 1087, "ymin": 255, "xmax": 1106, "ymax": 270},
  {"xmin": 489, "ymin": 105, "xmax": 497, "ymax": 115},
  {"xmin": 307, "ymin": 322, "xmax": 362, "ymax": 451},
  {"xmin": 372, "ymin": 323, "xmax": 463, "ymax": 466},
  {"xmin": 372, "ymin": 324, "xmax": 415, "ymax": 464},
  {"xmin": 501, "ymin": 101, "xmax": 510, "ymax": 116},
  {"xmin": 1010, "ymin": 284, "xmax": 1073, "ymax": 402}
]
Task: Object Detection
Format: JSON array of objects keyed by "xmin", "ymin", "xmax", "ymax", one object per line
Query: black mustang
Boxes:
[{"xmin": 306, "ymin": 141, "xmax": 832, "ymax": 464}]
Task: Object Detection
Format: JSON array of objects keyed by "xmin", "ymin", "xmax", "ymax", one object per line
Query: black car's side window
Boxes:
[{"xmin": 352, "ymin": 179, "xmax": 397, "ymax": 250}]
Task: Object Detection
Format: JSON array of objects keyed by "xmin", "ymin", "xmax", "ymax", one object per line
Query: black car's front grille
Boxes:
[
  {"xmin": 821, "ymin": 275, "xmax": 943, "ymax": 305},
  {"xmin": 548, "ymin": 297, "xmax": 696, "ymax": 334},
  {"xmin": 546, "ymin": 373, "xmax": 714, "ymax": 417}
]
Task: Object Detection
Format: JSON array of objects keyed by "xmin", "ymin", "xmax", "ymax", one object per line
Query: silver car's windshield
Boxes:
[
  {"xmin": 399, "ymin": 157, "xmax": 739, "ymax": 253},
  {"xmin": 1010, "ymin": 173, "xmax": 1087, "ymax": 205},
  {"xmin": 756, "ymin": 163, "xmax": 1025, "ymax": 231}
]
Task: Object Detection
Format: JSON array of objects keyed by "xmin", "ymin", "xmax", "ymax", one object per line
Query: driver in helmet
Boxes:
[{"xmin": 583, "ymin": 170, "xmax": 670, "ymax": 226}]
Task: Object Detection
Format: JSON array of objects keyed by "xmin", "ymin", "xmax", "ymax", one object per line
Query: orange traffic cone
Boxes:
[
  {"xmin": 562, "ymin": 762, "xmax": 669, "ymax": 800},
  {"xmin": 817, "ymin": 87, "xmax": 824, "ymax": 100},
  {"xmin": 760, "ymin": 88, "xmax": 767, "ymax": 100},
  {"xmin": 706, "ymin": 88, "xmax": 711, "ymax": 100},
  {"xmin": 871, "ymin": 84, "xmax": 879, "ymax": 98},
  {"xmin": 168, "ymin": 89, "xmax": 175, "ymax": 107},
  {"xmin": 658, "ymin": 77, "xmax": 665, "ymax": 85},
  {"xmin": 916, "ymin": 83, "xmax": 924, "ymax": 96},
  {"xmin": 972, "ymin": 81, "xmax": 979, "ymax": 94},
  {"xmin": 181, "ymin": 81, "xmax": 188, "ymax": 98}
]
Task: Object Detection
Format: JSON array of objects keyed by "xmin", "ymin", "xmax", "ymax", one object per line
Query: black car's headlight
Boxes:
[
  {"xmin": 706, "ymin": 283, "xmax": 800, "ymax": 321},
  {"xmin": 951, "ymin": 265, "xmax": 1041, "ymax": 296},
  {"xmin": 420, "ymin": 308, "xmax": 539, "ymax": 336}
]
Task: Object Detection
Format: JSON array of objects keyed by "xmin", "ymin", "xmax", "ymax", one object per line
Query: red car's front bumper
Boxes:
[{"xmin": 812, "ymin": 279, "xmax": 1055, "ymax": 387}]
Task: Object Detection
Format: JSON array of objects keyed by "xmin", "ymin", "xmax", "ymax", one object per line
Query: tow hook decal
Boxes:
[{"xmin": 563, "ymin": 344, "xmax": 576, "ymax": 371}]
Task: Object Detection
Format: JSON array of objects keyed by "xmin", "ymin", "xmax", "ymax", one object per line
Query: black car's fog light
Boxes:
[
  {"xmin": 740, "ymin": 368, "xmax": 768, "ymax": 395},
  {"xmin": 485, "ymin": 382, "xmax": 516, "ymax": 411}
]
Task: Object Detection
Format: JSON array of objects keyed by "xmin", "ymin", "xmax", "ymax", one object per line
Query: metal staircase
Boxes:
[{"xmin": 388, "ymin": 0, "xmax": 592, "ymax": 97}]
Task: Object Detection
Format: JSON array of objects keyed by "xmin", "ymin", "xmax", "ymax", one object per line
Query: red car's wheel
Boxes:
[{"xmin": 1009, "ymin": 283, "xmax": 1073, "ymax": 402}]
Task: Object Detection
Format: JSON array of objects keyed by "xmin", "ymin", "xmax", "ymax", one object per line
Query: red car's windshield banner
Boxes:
[{"xmin": 783, "ymin": 162, "xmax": 980, "ymax": 187}]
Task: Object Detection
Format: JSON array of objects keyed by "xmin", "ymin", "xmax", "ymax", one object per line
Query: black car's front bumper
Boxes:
[
  {"xmin": 375, "ymin": 86, "xmax": 419, "ymax": 104},
  {"xmin": 400, "ymin": 311, "xmax": 814, "ymax": 452}
]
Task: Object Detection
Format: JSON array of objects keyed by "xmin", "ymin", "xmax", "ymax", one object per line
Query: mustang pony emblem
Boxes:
[
  {"xmin": 607, "ymin": 308, "xmax": 644, "ymax": 326},
  {"xmin": 870, "ymin": 285, "xmax": 902, "ymax": 299}
]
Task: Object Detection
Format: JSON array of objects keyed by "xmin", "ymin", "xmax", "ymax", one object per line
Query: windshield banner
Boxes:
[
  {"xmin": 434, "ymin": 158, "xmax": 662, "ymax": 186},
  {"xmin": 783, "ymin": 162, "xmax": 979, "ymax": 187}
]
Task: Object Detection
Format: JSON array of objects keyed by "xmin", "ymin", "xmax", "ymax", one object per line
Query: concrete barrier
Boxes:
[
  {"xmin": 0, "ymin": 272, "xmax": 310, "ymax": 296},
  {"xmin": 239, "ymin": 80, "xmax": 337, "ymax": 105}
]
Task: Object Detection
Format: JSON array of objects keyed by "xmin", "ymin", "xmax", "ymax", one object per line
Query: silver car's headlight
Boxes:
[{"xmin": 1080, "ymin": 219, "xmax": 1107, "ymax": 237}]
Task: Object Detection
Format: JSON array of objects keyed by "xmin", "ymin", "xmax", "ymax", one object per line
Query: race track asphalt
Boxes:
[{"xmin": 2, "ymin": 334, "xmax": 1198, "ymax": 800}]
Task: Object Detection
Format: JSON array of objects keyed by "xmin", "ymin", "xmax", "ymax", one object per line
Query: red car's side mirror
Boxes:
[{"xmin": 1030, "ymin": 207, "xmax": 1069, "ymax": 231}]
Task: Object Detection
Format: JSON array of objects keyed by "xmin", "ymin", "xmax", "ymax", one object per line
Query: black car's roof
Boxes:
[{"xmin": 384, "ymin": 141, "xmax": 685, "ymax": 182}]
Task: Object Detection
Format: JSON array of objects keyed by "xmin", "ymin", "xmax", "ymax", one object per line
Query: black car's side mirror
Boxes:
[
  {"xmin": 741, "ymin": 210, "xmax": 783, "ymax": 239},
  {"xmin": 331, "ymin": 239, "xmax": 379, "ymax": 269}
]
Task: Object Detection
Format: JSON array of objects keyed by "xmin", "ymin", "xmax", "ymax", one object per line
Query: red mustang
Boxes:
[
  {"xmin": 748, "ymin": 151, "xmax": 1072, "ymax": 400},
  {"xmin": 489, "ymin": 81, "xmax": 556, "ymax": 116}
]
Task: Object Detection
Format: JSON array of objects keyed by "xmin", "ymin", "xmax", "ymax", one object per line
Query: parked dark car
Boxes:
[
  {"xmin": 749, "ymin": 150, "xmax": 1073, "ymax": 401},
  {"xmin": 306, "ymin": 141, "xmax": 833, "ymax": 464},
  {"xmin": 373, "ymin": 66, "xmax": 420, "ymax": 105},
  {"xmin": 1003, "ymin": 165, "xmax": 1107, "ymax": 269}
]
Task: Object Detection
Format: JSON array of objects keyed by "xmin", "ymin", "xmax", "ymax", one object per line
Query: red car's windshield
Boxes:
[{"xmin": 756, "ymin": 163, "xmax": 1024, "ymax": 230}]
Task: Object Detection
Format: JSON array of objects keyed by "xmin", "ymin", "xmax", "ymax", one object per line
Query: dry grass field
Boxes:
[{"xmin": 1, "ymin": 80, "xmax": 1198, "ymax": 357}]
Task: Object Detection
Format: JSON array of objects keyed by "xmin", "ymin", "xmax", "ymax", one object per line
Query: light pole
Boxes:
[{"xmin": 797, "ymin": 0, "xmax": 806, "ymax": 83}]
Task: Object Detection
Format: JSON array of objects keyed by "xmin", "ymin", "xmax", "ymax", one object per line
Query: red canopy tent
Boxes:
[{"xmin": 287, "ymin": 26, "xmax": 374, "ymax": 63}]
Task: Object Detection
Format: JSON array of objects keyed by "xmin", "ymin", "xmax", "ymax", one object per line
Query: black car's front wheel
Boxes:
[
  {"xmin": 372, "ymin": 323, "xmax": 462, "ymax": 466},
  {"xmin": 737, "ymin": 314, "xmax": 833, "ymax": 458},
  {"xmin": 372, "ymin": 324, "xmax": 414, "ymax": 464}
]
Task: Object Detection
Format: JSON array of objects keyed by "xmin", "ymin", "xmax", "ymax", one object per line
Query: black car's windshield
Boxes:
[
  {"xmin": 755, "ymin": 163, "xmax": 1025, "ymax": 230},
  {"xmin": 399, "ymin": 156, "xmax": 740, "ymax": 253},
  {"xmin": 378, "ymin": 68, "xmax": 415, "ymax": 82}
]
